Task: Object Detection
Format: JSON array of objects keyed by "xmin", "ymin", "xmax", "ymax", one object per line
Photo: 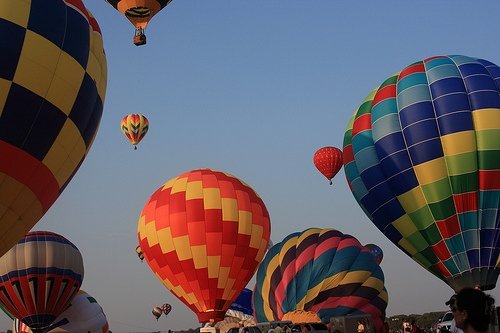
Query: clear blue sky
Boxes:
[{"xmin": 3, "ymin": 1, "xmax": 500, "ymax": 332}]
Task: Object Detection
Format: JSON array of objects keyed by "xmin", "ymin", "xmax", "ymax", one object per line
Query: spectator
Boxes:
[
  {"xmin": 449, "ymin": 287, "xmax": 495, "ymax": 333},
  {"xmin": 357, "ymin": 320, "xmax": 366, "ymax": 333}
]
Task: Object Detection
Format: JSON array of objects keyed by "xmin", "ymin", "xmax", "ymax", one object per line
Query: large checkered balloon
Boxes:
[
  {"xmin": 0, "ymin": 0, "xmax": 107, "ymax": 255},
  {"xmin": 343, "ymin": 55, "xmax": 500, "ymax": 292},
  {"xmin": 138, "ymin": 169, "xmax": 271, "ymax": 323}
]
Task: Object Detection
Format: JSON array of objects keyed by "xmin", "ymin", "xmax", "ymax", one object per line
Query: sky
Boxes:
[{"xmin": 3, "ymin": 1, "xmax": 500, "ymax": 332}]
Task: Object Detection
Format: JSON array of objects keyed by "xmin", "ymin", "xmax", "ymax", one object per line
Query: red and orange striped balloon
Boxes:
[{"xmin": 138, "ymin": 168, "xmax": 271, "ymax": 323}]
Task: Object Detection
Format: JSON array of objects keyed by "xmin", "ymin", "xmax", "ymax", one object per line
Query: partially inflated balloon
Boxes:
[
  {"xmin": 0, "ymin": 1, "xmax": 107, "ymax": 256},
  {"xmin": 120, "ymin": 114, "xmax": 149, "ymax": 150},
  {"xmin": 13, "ymin": 290, "xmax": 110, "ymax": 333},
  {"xmin": 253, "ymin": 228, "xmax": 387, "ymax": 332},
  {"xmin": 343, "ymin": 55, "xmax": 500, "ymax": 292},
  {"xmin": 0, "ymin": 231, "xmax": 84, "ymax": 331},
  {"xmin": 313, "ymin": 147, "xmax": 343, "ymax": 185},
  {"xmin": 365, "ymin": 244, "xmax": 383, "ymax": 264},
  {"xmin": 105, "ymin": 0, "xmax": 174, "ymax": 45},
  {"xmin": 138, "ymin": 168, "xmax": 271, "ymax": 323}
]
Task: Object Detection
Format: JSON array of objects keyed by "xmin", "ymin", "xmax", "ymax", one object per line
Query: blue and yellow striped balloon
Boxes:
[{"xmin": 343, "ymin": 55, "xmax": 500, "ymax": 292}]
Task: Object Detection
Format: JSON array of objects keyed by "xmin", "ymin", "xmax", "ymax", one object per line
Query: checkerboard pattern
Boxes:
[
  {"xmin": 138, "ymin": 169, "xmax": 271, "ymax": 323},
  {"xmin": 0, "ymin": 0, "xmax": 107, "ymax": 255},
  {"xmin": 343, "ymin": 55, "xmax": 500, "ymax": 292}
]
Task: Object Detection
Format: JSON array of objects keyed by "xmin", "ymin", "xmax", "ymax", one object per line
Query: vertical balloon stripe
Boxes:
[{"xmin": 455, "ymin": 56, "xmax": 500, "ymax": 287}]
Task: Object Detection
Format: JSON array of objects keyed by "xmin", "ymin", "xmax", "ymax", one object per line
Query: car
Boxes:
[
  {"xmin": 227, "ymin": 326, "xmax": 263, "ymax": 333},
  {"xmin": 436, "ymin": 311, "xmax": 458, "ymax": 333},
  {"xmin": 290, "ymin": 323, "xmax": 329, "ymax": 333},
  {"xmin": 436, "ymin": 311, "xmax": 453, "ymax": 332}
]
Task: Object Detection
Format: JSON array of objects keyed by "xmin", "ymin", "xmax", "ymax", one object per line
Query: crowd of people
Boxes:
[{"xmin": 399, "ymin": 287, "xmax": 496, "ymax": 333}]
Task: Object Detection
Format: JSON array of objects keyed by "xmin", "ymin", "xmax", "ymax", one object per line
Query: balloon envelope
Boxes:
[
  {"xmin": 138, "ymin": 168, "xmax": 271, "ymax": 323},
  {"xmin": 136, "ymin": 244, "xmax": 145, "ymax": 261},
  {"xmin": 0, "ymin": 0, "xmax": 107, "ymax": 256},
  {"xmin": 161, "ymin": 303, "xmax": 172, "ymax": 316},
  {"xmin": 104, "ymin": 0, "xmax": 173, "ymax": 45},
  {"xmin": 313, "ymin": 147, "xmax": 343, "ymax": 185},
  {"xmin": 253, "ymin": 228, "xmax": 387, "ymax": 332},
  {"xmin": 0, "ymin": 231, "xmax": 84, "ymax": 331},
  {"xmin": 365, "ymin": 244, "xmax": 383, "ymax": 264},
  {"xmin": 152, "ymin": 306, "xmax": 163, "ymax": 320},
  {"xmin": 120, "ymin": 114, "xmax": 149, "ymax": 149},
  {"xmin": 229, "ymin": 288, "xmax": 253, "ymax": 317},
  {"xmin": 13, "ymin": 290, "xmax": 109, "ymax": 333},
  {"xmin": 343, "ymin": 55, "xmax": 500, "ymax": 292}
]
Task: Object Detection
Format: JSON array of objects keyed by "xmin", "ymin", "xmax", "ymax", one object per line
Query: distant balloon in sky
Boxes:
[
  {"xmin": 161, "ymin": 303, "xmax": 172, "ymax": 316},
  {"xmin": 120, "ymin": 114, "xmax": 149, "ymax": 150},
  {"xmin": 253, "ymin": 228, "xmax": 387, "ymax": 332},
  {"xmin": 136, "ymin": 244, "xmax": 145, "ymax": 262},
  {"xmin": 0, "ymin": 0, "xmax": 107, "ymax": 258},
  {"xmin": 138, "ymin": 168, "xmax": 271, "ymax": 323},
  {"xmin": 343, "ymin": 55, "xmax": 500, "ymax": 292},
  {"xmin": 313, "ymin": 147, "xmax": 343, "ymax": 185},
  {"xmin": 0, "ymin": 231, "xmax": 84, "ymax": 331},
  {"xmin": 152, "ymin": 306, "xmax": 163, "ymax": 321},
  {"xmin": 365, "ymin": 243, "xmax": 384, "ymax": 264},
  {"xmin": 105, "ymin": 0, "xmax": 174, "ymax": 45}
]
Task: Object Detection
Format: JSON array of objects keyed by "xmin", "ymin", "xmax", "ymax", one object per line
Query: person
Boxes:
[
  {"xmin": 447, "ymin": 286, "xmax": 495, "ymax": 333},
  {"xmin": 274, "ymin": 323, "xmax": 283, "ymax": 333},
  {"xmin": 357, "ymin": 320, "xmax": 365, "ymax": 333},
  {"xmin": 238, "ymin": 321, "xmax": 244, "ymax": 333},
  {"xmin": 403, "ymin": 320, "xmax": 411, "ymax": 333},
  {"xmin": 410, "ymin": 319, "xmax": 420, "ymax": 333}
]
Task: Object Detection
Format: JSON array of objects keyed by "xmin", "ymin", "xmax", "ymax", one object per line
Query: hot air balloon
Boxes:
[
  {"xmin": 0, "ymin": 231, "xmax": 84, "ymax": 333},
  {"xmin": 229, "ymin": 288, "xmax": 253, "ymax": 317},
  {"xmin": 365, "ymin": 244, "xmax": 384, "ymax": 265},
  {"xmin": 136, "ymin": 244, "xmax": 145, "ymax": 262},
  {"xmin": 161, "ymin": 303, "xmax": 172, "ymax": 316},
  {"xmin": 343, "ymin": 55, "xmax": 500, "ymax": 292},
  {"xmin": 120, "ymin": 114, "xmax": 149, "ymax": 150},
  {"xmin": 13, "ymin": 290, "xmax": 110, "ymax": 333},
  {"xmin": 105, "ymin": 0, "xmax": 174, "ymax": 45},
  {"xmin": 138, "ymin": 168, "xmax": 271, "ymax": 323},
  {"xmin": 313, "ymin": 147, "xmax": 343, "ymax": 185},
  {"xmin": 152, "ymin": 306, "xmax": 163, "ymax": 321},
  {"xmin": 0, "ymin": 1, "xmax": 107, "ymax": 257},
  {"xmin": 253, "ymin": 228, "xmax": 387, "ymax": 333}
]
